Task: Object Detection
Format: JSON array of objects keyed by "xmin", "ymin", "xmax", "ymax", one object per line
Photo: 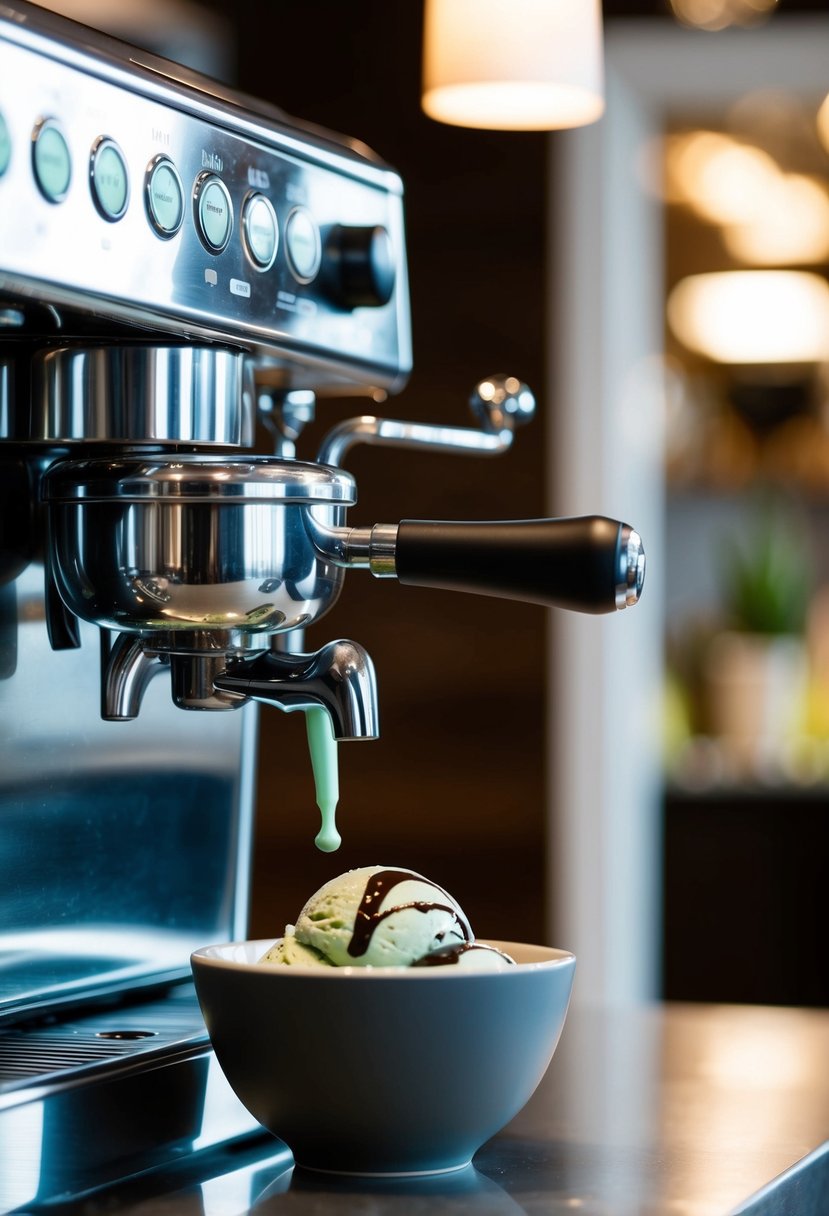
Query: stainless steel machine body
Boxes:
[
  {"xmin": 0, "ymin": 0, "xmax": 411, "ymax": 1023},
  {"xmin": 0, "ymin": 2, "xmax": 643, "ymax": 1205},
  {"xmin": 0, "ymin": 6, "xmax": 412, "ymax": 1196}
]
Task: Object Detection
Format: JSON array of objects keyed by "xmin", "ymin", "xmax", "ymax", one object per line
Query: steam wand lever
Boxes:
[{"xmin": 316, "ymin": 374, "xmax": 535, "ymax": 467}]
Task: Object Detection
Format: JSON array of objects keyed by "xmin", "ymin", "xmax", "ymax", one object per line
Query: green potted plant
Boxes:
[
  {"xmin": 704, "ymin": 499, "xmax": 812, "ymax": 776},
  {"xmin": 720, "ymin": 506, "xmax": 811, "ymax": 637}
]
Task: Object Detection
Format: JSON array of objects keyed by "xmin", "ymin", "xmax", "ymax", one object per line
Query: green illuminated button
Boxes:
[
  {"xmin": 90, "ymin": 138, "xmax": 129, "ymax": 220},
  {"xmin": 146, "ymin": 156, "xmax": 184, "ymax": 237},
  {"xmin": 195, "ymin": 173, "xmax": 232, "ymax": 253},
  {"xmin": 32, "ymin": 119, "xmax": 71, "ymax": 203},
  {"xmin": 242, "ymin": 192, "xmax": 278, "ymax": 270},
  {"xmin": 285, "ymin": 207, "xmax": 321, "ymax": 283},
  {"xmin": 0, "ymin": 112, "xmax": 11, "ymax": 177}
]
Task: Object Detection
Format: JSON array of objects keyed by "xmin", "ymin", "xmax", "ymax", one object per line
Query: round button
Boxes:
[
  {"xmin": 0, "ymin": 111, "xmax": 11, "ymax": 178},
  {"xmin": 146, "ymin": 156, "xmax": 184, "ymax": 238},
  {"xmin": 242, "ymin": 192, "xmax": 278, "ymax": 271},
  {"xmin": 194, "ymin": 173, "xmax": 233, "ymax": 253},
  {"xmin": 90, "ymin": 137, "xmax": 129, "ymax": 221},
  {"xmin": 32, "ymin": 119, "xmax": 71, "ymax": 203},
  {"xmin": 285, "ymin": 207, "xmax": 321, "ymax": 283}
]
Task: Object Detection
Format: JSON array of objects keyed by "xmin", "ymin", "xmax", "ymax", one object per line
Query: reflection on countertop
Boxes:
[{"xmin": 3, "ymin": 1000, "xmax": 827, "ymax": 1216}]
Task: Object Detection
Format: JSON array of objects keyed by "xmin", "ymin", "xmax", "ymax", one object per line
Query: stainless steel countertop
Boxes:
[{"xmin": 9, "ymin": 1001, "xmax": 829, "ymax": 1215}]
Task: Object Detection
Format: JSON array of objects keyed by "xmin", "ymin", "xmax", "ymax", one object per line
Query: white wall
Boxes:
[{"xmin": 546, "ymin": 17, "xmax": 829, "ymax": 1005}]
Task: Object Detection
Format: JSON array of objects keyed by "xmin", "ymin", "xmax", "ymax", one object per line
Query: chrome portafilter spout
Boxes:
[
  {"xmin": 212, "ymin": 641, "xmax": 379, "ymax": 739},
  {"xmin": 97, "ymin": 631, "xmax": 378, "ymax": 856},
  {"xmin": 100, "ymin": 631, "xmax": 167, "ymax": 721},
  {"xmin": 99, "ymin": 631, "xmax": 378, "ymax": 737}
]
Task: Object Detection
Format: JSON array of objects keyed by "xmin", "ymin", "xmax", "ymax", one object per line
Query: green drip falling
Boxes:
[{"xmin": 304, "ymin": 706, "xmax": 340, "ymax": 852}]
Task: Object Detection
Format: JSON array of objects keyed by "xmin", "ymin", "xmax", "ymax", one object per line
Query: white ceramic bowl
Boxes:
[{"xmin": 191, "ymin": 939, "xmax": 575, "ymax": 1176}]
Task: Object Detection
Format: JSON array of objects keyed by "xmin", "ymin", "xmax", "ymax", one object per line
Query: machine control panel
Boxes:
[{"xmin": 0, "ymin": 5, "xmax": 412, "ymax": 392}]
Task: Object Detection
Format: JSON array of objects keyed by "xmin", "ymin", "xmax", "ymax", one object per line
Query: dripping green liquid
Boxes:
[{"xmin": 304, "ymin": 706, "xmax": 340, "ymax": 852}]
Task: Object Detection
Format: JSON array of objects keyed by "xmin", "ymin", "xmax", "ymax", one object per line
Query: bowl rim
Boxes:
[{"xmin": 191, "ymin": 938, "xmax": 576, "ymax": 978}]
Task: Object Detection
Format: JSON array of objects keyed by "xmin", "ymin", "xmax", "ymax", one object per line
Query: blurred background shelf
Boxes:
[{"xmin": 663, "ymin": 784, "xmax": 828, "ymax": 1008}]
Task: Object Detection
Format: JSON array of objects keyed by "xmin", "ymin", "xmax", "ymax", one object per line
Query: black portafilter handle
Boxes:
[{"xmin": 392, "ymin": 515, "xmax": 645, "ymax": 614}]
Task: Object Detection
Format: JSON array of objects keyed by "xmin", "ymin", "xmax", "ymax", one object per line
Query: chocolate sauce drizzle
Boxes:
[
  {"xmin": 411, "ymin": 943, "xmax": 516, "ymax": 967},
  {"xmin": 412, "ymin": 943, "xmax": 475, "ymax": 967},
  {"xmin": 347, "ymin": 868, "xmax": 472, "ymax": 959}
]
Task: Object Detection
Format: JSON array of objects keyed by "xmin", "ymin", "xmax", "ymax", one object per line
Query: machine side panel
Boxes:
[{"xmin": 0, "ymin": 564, "xmax": 256, "ymax": 1022}]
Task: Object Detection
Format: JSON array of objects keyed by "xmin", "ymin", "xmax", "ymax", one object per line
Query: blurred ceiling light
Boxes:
[
  {"xmin": 723, "ymin": 174, "xmax": 829, "ymax": 265},
  {"xmin": 818, "ymin": 93, "xmax": 829, "ymax": 156},
  {"xmin": 421, "ymin": 0, "xmax": 604, "ymax": 131},
  {"xmin": 669, "ymin": 0, "xmax": 778, "ymax": 32},
  {"xmin": 666, "ymin": 131, "xmax": 780, "ymax": 224},
  {"xmin": 667, "ymin": 271, "xmax": 829, "ymax": 365}
]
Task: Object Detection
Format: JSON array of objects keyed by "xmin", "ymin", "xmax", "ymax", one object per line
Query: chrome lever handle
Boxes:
[{"xmin": 315, "ymin": 374, "xmax": 535, "ymax": 468}]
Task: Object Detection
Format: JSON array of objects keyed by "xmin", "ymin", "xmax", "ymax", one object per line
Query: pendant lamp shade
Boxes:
[{"xmin": 421, "ymin": 0, "xmax": 605, "ymax": 131}]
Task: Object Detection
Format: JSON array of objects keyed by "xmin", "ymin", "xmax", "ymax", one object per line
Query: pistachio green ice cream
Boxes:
[{"xmin": 258, "ymin": 865, "xmax": 516, "ymax": 971}]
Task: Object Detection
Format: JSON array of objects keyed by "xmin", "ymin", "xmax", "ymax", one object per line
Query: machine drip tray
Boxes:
[
  {"xmin": 0, "ymin": 983, "xmax": 271, "ymax": 1212},
  {"xmin": 0, "ymin": 983, "xmax": 208, "ymax": 1093}
]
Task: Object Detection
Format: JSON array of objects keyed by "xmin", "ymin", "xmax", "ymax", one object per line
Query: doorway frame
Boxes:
[{"xmin": 546, "ymin": 16, "xmax": 829, "ymax": 1005}]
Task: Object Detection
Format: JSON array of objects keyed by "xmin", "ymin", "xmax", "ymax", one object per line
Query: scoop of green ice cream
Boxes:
[
  {"xmin": 294, "ymin": 865, "xmax": 473, "ymax": 967},
  {"xmin": 257, "ymin": 866, "xmax": 517, "ymax": 970}
]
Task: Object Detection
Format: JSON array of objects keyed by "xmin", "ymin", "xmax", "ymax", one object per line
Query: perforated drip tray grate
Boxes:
[{"xmin": 0, "ymin": 983, "xmax": 208, "ymax": 1095}]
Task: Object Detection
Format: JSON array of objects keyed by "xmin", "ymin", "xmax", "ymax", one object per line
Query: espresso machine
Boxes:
[{"xmin": 0, "ymin": 2, "xmax": 644, "ymax": 1205}]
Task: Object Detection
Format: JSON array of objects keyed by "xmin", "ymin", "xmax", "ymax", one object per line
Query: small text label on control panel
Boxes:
[
  {"xmin": 201, "ymin": 149, "xmax": 223, "ymax": 172},
  {"xmin": 248, "ymin": 167, "xmax": 270, "ymax": 190}
]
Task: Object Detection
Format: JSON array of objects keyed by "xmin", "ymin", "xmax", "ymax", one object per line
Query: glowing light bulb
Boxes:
[{"xmin": 667, "ymin": 271, "xmax": 829, "ymax": 364}]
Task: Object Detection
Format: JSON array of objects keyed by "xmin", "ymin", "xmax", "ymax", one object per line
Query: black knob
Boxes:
[{"xmin": 323, "ymin": 224, "xmax": 396, "ymax": 309}]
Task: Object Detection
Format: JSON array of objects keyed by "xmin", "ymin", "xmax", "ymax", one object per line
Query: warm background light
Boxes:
[
  {"xmin": 421, "ymin": 0, "xmax": 604, "ymax": 132},
  {"xmin": 669, "ymin": 0, "xmax": 779, "ymax": 32},
  {"xmin": 666, "ymin": 131, "xmax": 778, "ymax": 224},
  {"xmin": 667, "ymin": 271, "xmax": 829, "ymax": 364},
  {"xmin": 664, "ymin": 129, "xmax": 829, "ymax": 266},
  {"xmin": 723, "ymin": 173, "xmax": 829, "ymax": 265}
]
